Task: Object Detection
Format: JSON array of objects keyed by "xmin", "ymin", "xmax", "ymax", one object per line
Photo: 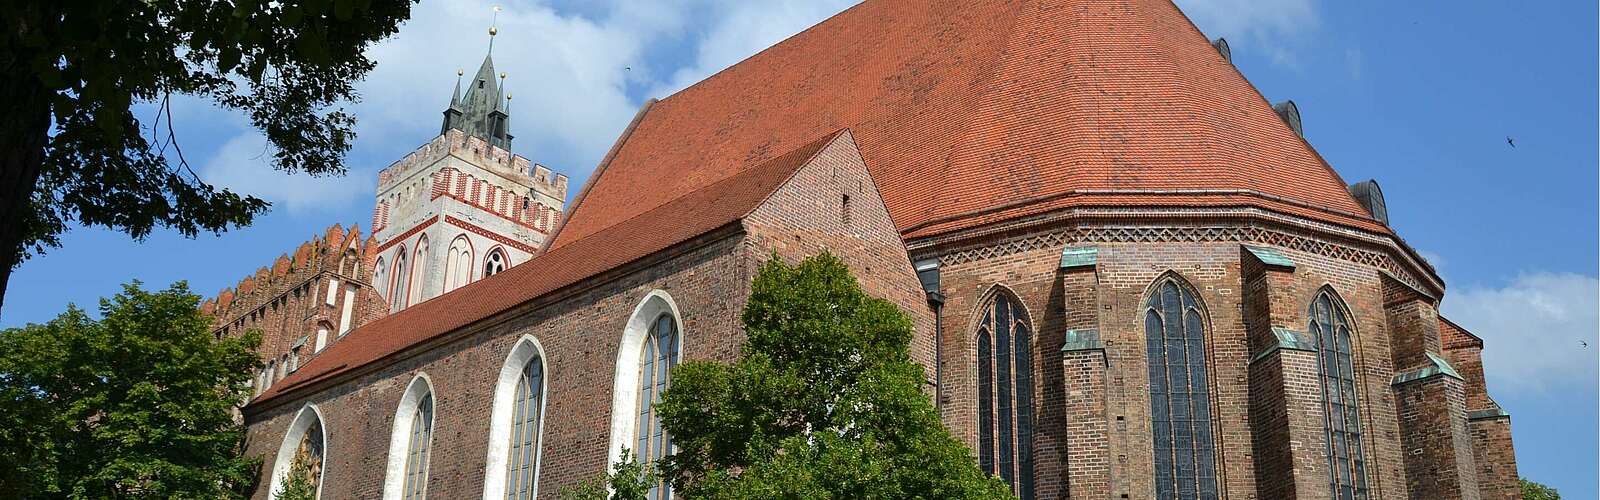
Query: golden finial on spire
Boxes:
[
  {"xmin": 499, "ymin": 72, "xmax": 507, "ymax": 80},
  {"xmin": 457, "ymin": 68, "xmax": 464, "ymax": 77},
  {"xmin": 489, "ymin": 5, "xmax": 501, "ymax": 37}
]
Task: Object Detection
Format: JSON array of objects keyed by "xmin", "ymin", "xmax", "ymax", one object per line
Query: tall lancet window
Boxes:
[
  {"xmin": 390, "ymin": 248, "xmax": 410, "ymax": 311},
  {"xmin": 386, "ymin": 375, "xmax": 436, "ymax": 500},
  {"xmin": 1310, "ymin": 290, "xmax": 1369, "ymax": 500},
  {"xmin": 504, "ymin": 354, "xmax": 544, "ymax": 499},
  {"xmin": 636, "ymin": 313, "xmax": 679, "ymax": 500},
  {"xmin": 402, "ymin": 393, "xmax": 434, "ymax": 500},
  {"xmin": 1145, "ymin": 276, "xmax": 1218, "ymax": 500},
  {"xmin": 975, "ymin": 291, "xmax": 1035, "ymax": 499},
  {"xmin": 374, "ymin": 257, "xmax": 388, "ymax": 301},
  {"xmin": 411, "ymin": 235, "xmax": 430, "ymax": 302}
]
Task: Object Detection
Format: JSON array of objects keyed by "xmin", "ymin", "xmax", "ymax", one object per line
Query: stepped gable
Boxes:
[
  {"xmin": 202, "ymin": 223, "xmax": 370, "ymax": 323},
  {"xmin": 554, "ymin": 0, "xmax": 1383, "ymax": 249},
  {"xmin": 257, "ymin": 130, "xmax": 849, "ymax": 403}
]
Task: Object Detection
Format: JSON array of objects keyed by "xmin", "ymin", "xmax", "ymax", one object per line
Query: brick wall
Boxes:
[
  {"xmin": 244, "ymin": 233, "xmax": 752, "ymax": 500},
  {"xmin": 204, "ymin": 224, "xmax": 388, "ymax": 395}
]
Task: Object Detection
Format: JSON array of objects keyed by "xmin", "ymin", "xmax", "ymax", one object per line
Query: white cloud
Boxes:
[
  {"xmin": 200, "ymin": 134, "xmax": 371, "ymax": 213},
  {"xmin": 180, "ymin": 0, "xmax": 860, "ymax": 213},
  {"xmin": 1173, "ymin": 0, "xmax": 1319, "ymax": 68},
  {"xmin": 648, "ymin": 0, "xmax": 860, "ymax": 98},
  {"xmin": 1440, "ymin": 272, "xmax": 1600, "ymax": 394}
]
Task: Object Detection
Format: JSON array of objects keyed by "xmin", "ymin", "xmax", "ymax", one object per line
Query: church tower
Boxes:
[{"xmin": 368, "ymin": 22, "xmax": 568, "ymax": 312}]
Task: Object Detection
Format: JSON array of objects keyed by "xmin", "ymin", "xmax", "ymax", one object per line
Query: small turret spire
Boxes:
[{"xmin": 449, "ymin": 68, "xmax": 463, "ymax": 108}]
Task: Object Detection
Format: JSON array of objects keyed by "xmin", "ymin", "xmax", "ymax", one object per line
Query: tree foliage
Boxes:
[
  {"xmin": 1521, "ymin": 478, "xmax": 1560, "ymax": 500},
  {"xmin": 0, "ymin": 0, "xmax": 415, "ymax": 311},
  {"xmin": 275, "ymin": 456, "xmax": 318, "ymax": 500},
  {"xmin": 560, "ymin": 449, "xmax": 655, "ymax": 500},
  {"xmin": 0, "ymin": 281, "xmax": 262, "ymax": 499},
  {"xmin": 652, "ymin": 253, "xmax": 1013, "ymax": 499}
]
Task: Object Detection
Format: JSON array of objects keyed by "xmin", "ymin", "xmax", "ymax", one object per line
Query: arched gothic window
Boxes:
[
  {"xmin": 374, "ymin": 256, "xmax": 388, "ymax": 301},
  {"xmin": 290, "ymin": 419, "xmax": 325, "ymax": 495},
  {"xmin": 975, "ymin": 291, "xmax": 1035, "ymax": 499},
  {"xmin": 637, "ymin": 313, "xmax": 680, "ymax": 500},
  {"xmin": 385, "ymin": 375, "xmax": 435, "ymax": 500},
  {"xmin": 443, "ymin": 235, "xmax": 473, "ymax": 293},
  {"xmin": 270, "ymin": 405, "xmax": 326, "ymax": 499},
  {"xmin": 484, "ymin": 248, "xmax": 507, "ymax": 278},
  {"xmin": 390, "ymin": 248, "xmax": 410, "ymax": 311},
  {"xmin": 402, "ymin": 393, "xmax": 434, "ymax": 499},
  {"xmin": 1309, "ymin": 290, "xmax": 1369, "ymax": 500},
  {"xmin": 607, "ymin": 292, "xmax": 683, "ymax": 500},
  {"xmin": 1145, "ymin": 275, "xmax": 1218, "ymax": 500},
  {"xmin": 412, "ymin": 236, "xmax": 430, "ymax": 303},
  {"xmin": 501, "ymin": 342, "xmax": 547, "ymax": 499}
]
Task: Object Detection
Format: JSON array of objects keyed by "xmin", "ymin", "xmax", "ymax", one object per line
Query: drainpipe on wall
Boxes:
[{"xmin": 914, "ymin": 258, "xmax": 944, "ymax": 411}]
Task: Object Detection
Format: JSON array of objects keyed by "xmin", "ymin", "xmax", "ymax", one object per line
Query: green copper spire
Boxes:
[{"xmin": 439, "ymin": 6, "xmax": 513, "ymax": 150}]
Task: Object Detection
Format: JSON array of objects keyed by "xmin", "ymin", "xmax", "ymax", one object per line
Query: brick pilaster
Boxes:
[
  {"xmin": 1240, "ymin": 246, "xmax": 1330, "ymax": 500},
  {"xmin": 1054, "ymin": 250, "xmax": 1110, "ymax": 499},
  {"xmin": 1467, "ymin": 412, "xmax": 1518, "ymax": 500},
  {"xmin": 1385, "ymin": 284, "xmax": 1479, "ymax": 500}
]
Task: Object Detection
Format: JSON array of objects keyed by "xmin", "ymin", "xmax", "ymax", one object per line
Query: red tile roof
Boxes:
[
  {"xmin": 553, "ymin": 0, "xmax": 1383, "ymax": 249},
  {"xmin": 254, "ymin": 131, "xmax": 849, "ymax": 404}
]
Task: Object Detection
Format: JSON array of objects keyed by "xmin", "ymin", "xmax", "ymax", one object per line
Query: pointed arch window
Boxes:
[
  {"xmin": 443, "ymin": 235, "xmax": 474, "ymax": 293},
  {"xmin": 385, "ymin": 376, "xmax": 435, "ymax": 500},
  {"xmin": 637, "ymin": 313, "xmax": 680, "ymax": 500},
  {"xmin": 412, "ymin": 235, "xmax": 430, "ymax": 303},
  {"xmin": 270, "ymin": 405, "xmax": 327, "ymax": 499},
  {"xmin": 1310, "ymin": 290, "xmax": 1369, "ymax": 500},
  {"xmin": 975, "ymin": 292, "xmax": 1034, "ymax": 499},
  {"xmin": 403, "ymin": 393, "xmax": 434, "ymax": 500},
  {"xmin": 390, "ymin": 248, "xmax": 410, "ymax": 311},
  {"xmin": 504, "ymin": 352, "xmax": 545, "ymax": 499},
  {"xmin": 291, "ymin": 419, "xmax": 325, "ymax": 496},
  {"xmin": 1145, "ymin": 276, "xmax": 1218, "ymax": 500},
  {"xmin": 484, "ymin": 248, "xmax": 507, "ymax": 278},
  {"xmin": 374, "ymin": 256, "xmax": 388, "ymax": 300}
]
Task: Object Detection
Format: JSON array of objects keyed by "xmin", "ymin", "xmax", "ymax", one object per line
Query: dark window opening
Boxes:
[
  {"xmin": 975, "ymin": 293, "xmax": 1035, "ymax": 499},
  {"xmin": 1145, "ymin": 277, "xmax": 1219, "ymax": 500},
  {"xmin": 1311, "ymin": 291, "xmax": 1370, "ymax": 500}
]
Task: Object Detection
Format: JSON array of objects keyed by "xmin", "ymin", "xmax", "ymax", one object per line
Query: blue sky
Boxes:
[{"xmin": 6, "ymin": 0, "xmax": 1595, "ymax": 496}]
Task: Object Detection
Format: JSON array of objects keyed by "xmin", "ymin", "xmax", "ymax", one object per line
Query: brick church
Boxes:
[{"xmin": 203, "ymin": 0, "xmax": 1520, "ymax": 498}]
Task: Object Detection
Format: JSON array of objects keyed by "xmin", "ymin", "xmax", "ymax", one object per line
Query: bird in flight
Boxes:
[
  {"xmin": 1506, "ymin": 136, "xmax": 1516, "ymax": 148},
  {"xmin": 1582, "ymin": 340, "xmax": 1589, "ymax": 348}
]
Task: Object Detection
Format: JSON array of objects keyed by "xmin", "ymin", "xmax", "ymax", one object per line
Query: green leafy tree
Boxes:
[
  {"xmin": 276, "ymin": 456, "xmax": 318, "ymax": 500},
  {"xmin": 0, "ymin": 0, "xmax": 416, "ymax": 312},
  {"xmin": 1521, "ymin": 478, "xmax": 1560, "ymax": 500},
  {"xmin": 0, "ymin": 281, "xmax": 262, "ymax": 499},
  {"xmin": 655, "ymin": 253, "xmax": 1013, "ymax": 499},
  {"xmin": 559, "ymin": 449, "xmax": 654, "ymax": 500}
]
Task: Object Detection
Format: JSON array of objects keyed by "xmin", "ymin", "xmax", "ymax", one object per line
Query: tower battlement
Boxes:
[{"xmin": 376, "ymin": 129, "xmax": 567, "ymax": 199}]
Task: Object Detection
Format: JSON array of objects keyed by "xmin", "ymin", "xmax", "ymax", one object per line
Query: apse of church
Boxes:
[{"xmin": 219, "ymin": 1, "xmax": 1519, "ymax": 499}]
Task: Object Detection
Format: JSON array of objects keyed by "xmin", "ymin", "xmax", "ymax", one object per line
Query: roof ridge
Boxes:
[{"xmin": 552, "ymin": 98, "xmax": 658, "ymax": 247}]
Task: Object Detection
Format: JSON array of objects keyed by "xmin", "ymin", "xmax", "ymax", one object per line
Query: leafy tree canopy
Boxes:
[
  {"xmin": 0, "ymin": 281, "xmax": 262, "ymax": 499},
  {"xmin": 1522, "ymin": 478, "xmax": 1560, "ymax": 500},
  {"xmin": 0, "ymin": 0, "xmax": 415, "ymax": 311},
  {"xmin": 649, "ymin": 253, "xmax": 1012, "ymax": 500}
]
